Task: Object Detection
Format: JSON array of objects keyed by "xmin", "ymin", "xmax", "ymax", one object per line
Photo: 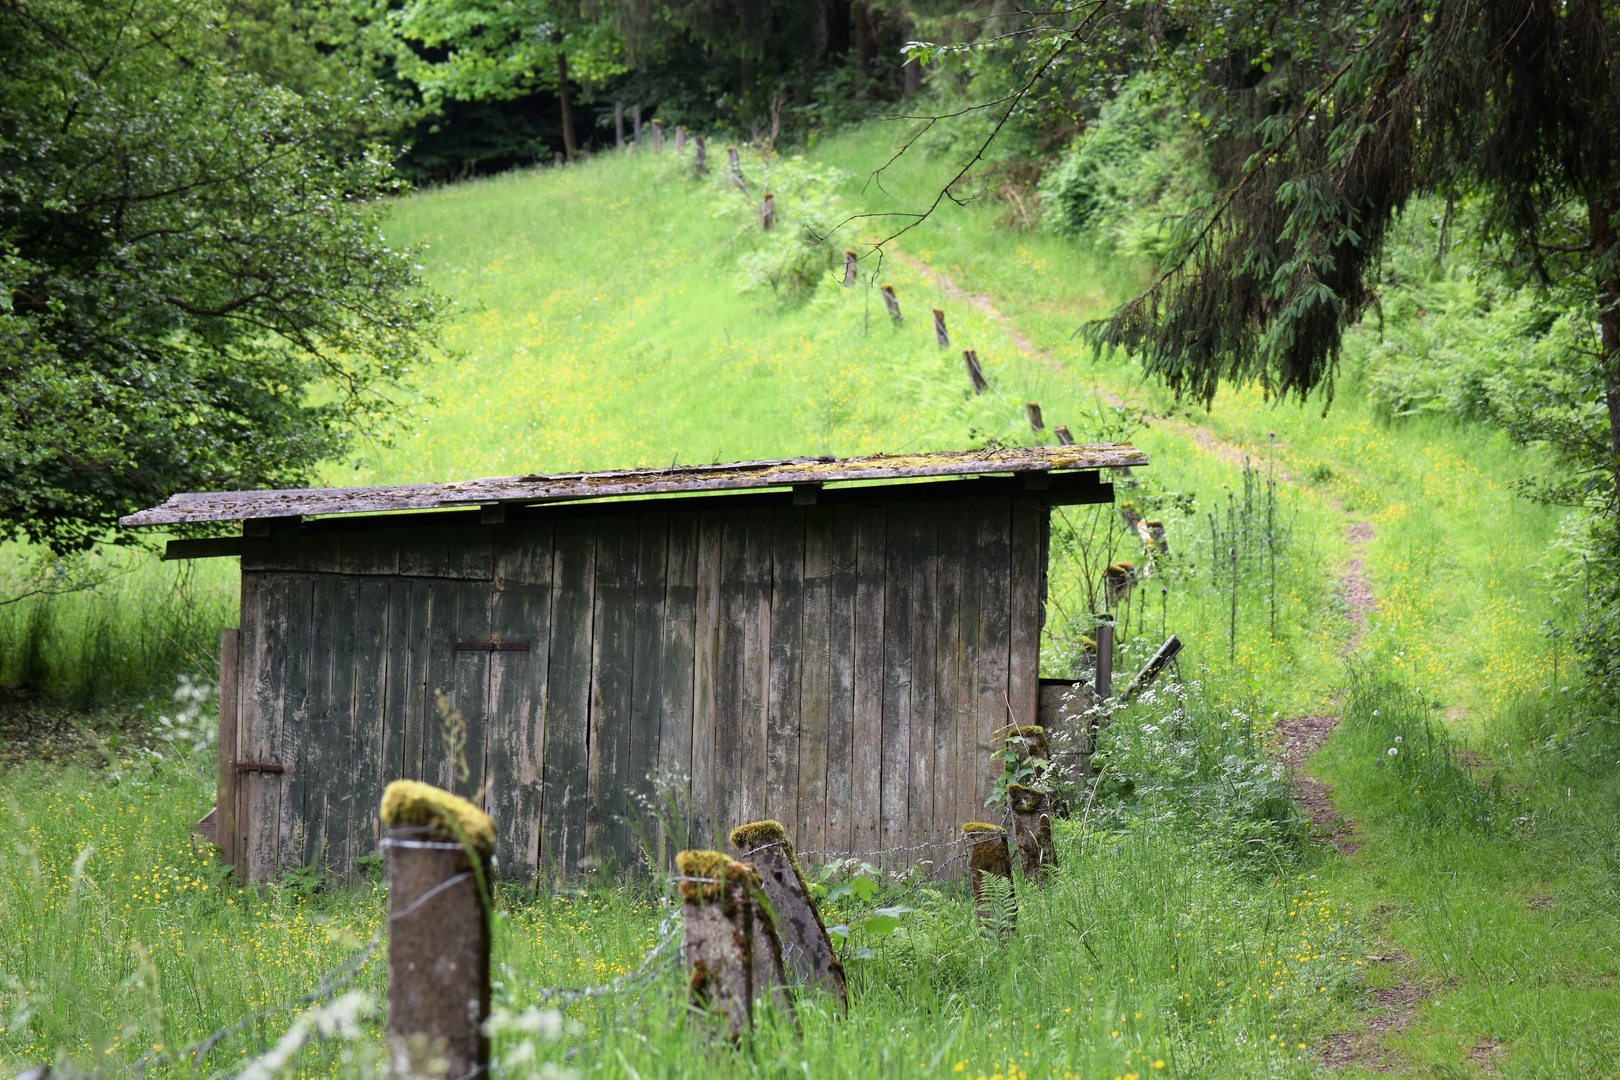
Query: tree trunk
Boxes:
[
  {"xmin": 853, "ymin": 1, "xmax": 873, "ymax": 94},
  {"xmin": 1591, "ymin": 193, "xmax": 1620, "ymax": 517},
  {"xmin": 557, "ymin": 51, "xmax": 576, "ymax": 159}
]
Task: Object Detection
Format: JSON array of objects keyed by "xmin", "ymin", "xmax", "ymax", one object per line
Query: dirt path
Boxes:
[{"xmin": 895, "ymin": 249, "xmax": 1423, "ymax": 1074}]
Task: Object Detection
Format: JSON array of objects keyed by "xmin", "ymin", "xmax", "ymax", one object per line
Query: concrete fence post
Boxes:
[
  {"xmin": 1007, "ymin": 783, "xmax": 1058, "ymax": 882},
  {"xmin": 729, "ymin": 821, "xmax": 847, "ymax": 1010},
  {"xmin": 962, "ymin": 824, "xmax": 1016, "ymax": 932},
  {"xmin": 381, "ymin": 781, "xmax": 496, "ymax": 1080},
  {"xmin": 1095, "ymin": 620, "xmax": 1114, "ymax": 700},
  {"xmin": 677, "ymin": 850, "xmax": 794, "ymax": 1041}
]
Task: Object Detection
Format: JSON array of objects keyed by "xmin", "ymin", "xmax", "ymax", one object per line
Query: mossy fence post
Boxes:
[
  {"xmin": 729, "ymin": 821, "xmax": 848, "ymax": 1010},
  {"xmin": 380, "ymin": 781, "xmax": 496, "ymax": 1080},
  {"xmin": 677, "ymin": 850, "xmax": 795, "ymax": 1041},
  {"xmin": 962, "ymin": 824, "xmax": 1015, "ymax": 931},
  {"xmin": 1006, "ymin": 784, "xmax": 1057, "ymax": 882}
]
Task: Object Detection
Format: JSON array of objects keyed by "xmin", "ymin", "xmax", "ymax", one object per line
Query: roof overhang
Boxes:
[{"xmin": 120, "ymin": 444, "xmax": 1149, "ymax": 529}]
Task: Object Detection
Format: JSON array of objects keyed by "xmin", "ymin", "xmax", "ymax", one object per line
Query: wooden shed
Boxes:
[{"xmin": 125, "ymin": 446, "xmax": 1147, "ymax": 883}]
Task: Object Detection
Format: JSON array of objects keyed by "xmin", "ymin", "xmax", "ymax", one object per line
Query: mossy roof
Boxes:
[{"xmin": 121, "ymin": 445, "xmax": 1149, "ymax": 527}]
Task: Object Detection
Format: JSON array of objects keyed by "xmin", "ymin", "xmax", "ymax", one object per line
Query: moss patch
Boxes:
[
  {"xmin": 962, "ymin": 822, "xmax": 1005, "ymax": 834},
  {"xmin": 1006, "ymin": 783, "xmax": 1050, "ymax": 815},
  {"xmin": 380, "ymin": 780, "xmax": 495, "ymax": 854},
  {"xmin": 676, "ymin": 849, "xmax": 758, "ymax": 901},
  {"xmin": 728, "ymin": 819, "xmax": 788, "ymax": 851}
]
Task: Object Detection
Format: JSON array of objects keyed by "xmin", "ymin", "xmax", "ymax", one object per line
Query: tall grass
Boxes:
[
  {"xmin": 1334, "ymin": 666, "xmax": 1506, "ymax": 833},
  {"xmin": 0, "ymin": 546, "xmax": 236, "ymax": 704},
  {"xmin": 0, "ymin": 697, "xmax": 1367, "ymax": 1080}
]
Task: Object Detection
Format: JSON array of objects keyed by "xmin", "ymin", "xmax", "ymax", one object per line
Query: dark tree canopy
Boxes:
[
  {"xmin": 0, "ymin": 0, "xmax": 444, "ymax": 552},
  {"xmin": 1084, "ymin": 0, "xmax": 1620, "ymax": 433}
]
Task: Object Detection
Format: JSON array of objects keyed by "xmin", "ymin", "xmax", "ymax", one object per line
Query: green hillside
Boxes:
[{"xmin": 2, "ymin": 123, "xmax": 1615, "ymax": 1080}]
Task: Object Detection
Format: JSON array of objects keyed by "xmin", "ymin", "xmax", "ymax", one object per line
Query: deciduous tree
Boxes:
[{"xmin": 1, "ymin": 0, "xmax": 445, "ymax": 551}]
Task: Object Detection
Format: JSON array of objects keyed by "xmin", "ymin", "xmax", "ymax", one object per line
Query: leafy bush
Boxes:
[
  {"xmin": 705, "ymin": 152, "xmax": 849, "ymax": 301},
  {"xmin": 1036, "ymin": 76, "xmax": 1210, "ymax": 257},
  {"xmin": 1090, "ymin": 680, "xmax": 1305, "ymax": 867}
]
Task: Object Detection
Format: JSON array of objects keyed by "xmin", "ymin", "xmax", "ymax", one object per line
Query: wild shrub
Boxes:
[
  {"xmin": 1339, "ymin": 666, "xmax": 1506, "ymax": 833},
  {"xmin": 1090, "ymin": 680, "xmax": 1305, "ymax": 868},
  {"xmin": 704, "ymin": 153, "xmax": 849, "ymax": 301},
  {"xmin": 1036, "ymin": 75, "xmax": 1211, "ymax": 257}
]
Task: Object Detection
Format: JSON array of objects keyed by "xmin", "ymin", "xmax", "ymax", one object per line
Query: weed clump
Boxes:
[{"xmin": 1340, "ymin": 667, "xmax": 1506, "ymax": 832}]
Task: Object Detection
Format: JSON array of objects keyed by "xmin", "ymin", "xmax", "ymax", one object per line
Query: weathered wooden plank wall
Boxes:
[{"xmin": 231, "ymin": 493, "xmax": 1048, "ymax": 883}]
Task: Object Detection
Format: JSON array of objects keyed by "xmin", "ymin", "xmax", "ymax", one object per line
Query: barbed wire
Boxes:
[
  {"xmin": 112, "ymin": 833, "xmax": 1010, "ymax": 1080},
  {"xmin": 126, "ymin": 928, "xmax": 384, "ymax": 1079},
  {"xmin": 521, "ymin": 904, "xmax": 683, "ymax": 1008},
  {"xmin": 793, "ymin": 833, "xmax": 987, "ymax": 862}
]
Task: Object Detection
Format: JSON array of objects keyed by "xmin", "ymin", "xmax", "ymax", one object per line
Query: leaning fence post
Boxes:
[
  {"xmin": 1053, "ymin": 425, "xmax": 1074, "ymax": 446},
  {"xmin": 880, "ymin": 284, "xmax": 902, "ymax": 321},
  {"xmin": 693, "ymin": 135, "xmax": 706, "ymax": 173},
  {"xmin": 843, "ymin": 249, "xmax": 859, "ymax": 285},
  {"xmin": 932, "ymin": 308, "xmax": 950, "ymax": 348},
  {"xmin": 761, "ymin": 192, "xmax": 775, "ymax": 231},
  {"xmin": 962, "ymin": 824, "xmax": 1016, "ymax": 932},
  {"xmin": 964, "ymin": 349, "xmax": 987, "ymax": 393},
  {"xmin": 381, "ymin": 781, "xmax": 495, "ymax": 1080},
  {"xmin": 729, "ymin": 821, "xmax": 847, "ymax": 1010},
  {"xmin": 1025, "ymin": 402, "xmax": 1045, "ymax": 433},
  {"xmin": 677, "ymin": 850, "xmax": 793, "ymax": 1041},
  {"xmin": 1006, "ymin": 784, "xmax": 1058, "ymax": 882},
  {"xmin": 728, "ymin": 147, "xmax": 749, "ymax": 193}
]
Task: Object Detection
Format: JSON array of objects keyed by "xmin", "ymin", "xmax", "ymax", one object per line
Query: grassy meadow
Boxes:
[{"xmin": 2, "ymin": 121, "xmax": 1616, "ymax": 1079}]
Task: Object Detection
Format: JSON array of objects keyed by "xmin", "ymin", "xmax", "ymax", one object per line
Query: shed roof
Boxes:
[{"xmin": 120, "ymin": 444, "xmax": 1149, "ymax": 527}]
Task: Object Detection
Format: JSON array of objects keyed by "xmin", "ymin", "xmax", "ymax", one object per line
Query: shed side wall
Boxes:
[{"xmin": 235, "ymin": 496, "xmax": 1043, "ymax": 881}]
